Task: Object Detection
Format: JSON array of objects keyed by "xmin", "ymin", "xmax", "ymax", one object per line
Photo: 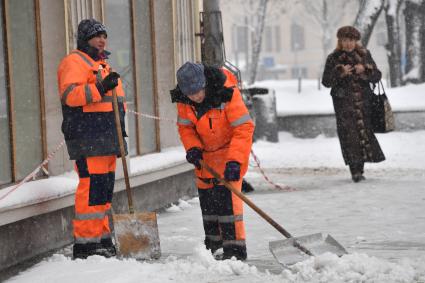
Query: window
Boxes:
[
  {"xmin": 234, "ymin": 25, "xmax": 248, "ymax": 53},
  {"xmin": 275, "ymin": 26, "xmax": 281, "ymax": 52},
  {"xmin": 264, "ymin": 26, "xmax": 273, "ymax": 52},
  {"xmin": 176, "ymin": 0, "xmax": 196, "ymax": 66},
  {"xmin": 104, "ymin": 0, "xmax": 138, "ymax": 156},
  {"xmin": 0, "ymin": 2, "xmax": 10, "ymax": 185},
  {"xmin": 7, "ymin": 0, "xmax": 43, "ymax": 180},
  {"xmin": 291, "ymin": 67, "xmax": 307, "ymax": 78},
  {"xmin": 291, "ymin": 22, "xmax": 305, "ymax": 51},
  {"xmin": 133, "ymin": 0, "xmax": 158, "ymax": 154}
]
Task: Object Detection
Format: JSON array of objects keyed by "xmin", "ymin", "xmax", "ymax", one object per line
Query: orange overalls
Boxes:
[
  {"xmin": 176, "ymin": 66, "xmax": 254, "ymax": 259},
  {"xmin": 57, "ymin": 50, "xmax": 126, "ymax": 250}
]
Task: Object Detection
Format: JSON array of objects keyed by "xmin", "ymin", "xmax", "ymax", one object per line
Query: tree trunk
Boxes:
[
  {"xmin": 384, "ymin": 0, "xmax": 403, "ymax": 86},
  {"xmin": 404, "ymin": 0, "xmax": 425, "ymax": 83},
  {"xmin": 354, "ymin": 0, "xmax": 385, "ymax": 47},
  {"xmin": 248, "ymin": 0, "xmax": 269, "ymax": 84}
]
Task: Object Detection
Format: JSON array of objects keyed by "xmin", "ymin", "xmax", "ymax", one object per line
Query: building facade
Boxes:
[{"xmin": 221, "ymin": 0, "xmax": 392, "ymax": 82}]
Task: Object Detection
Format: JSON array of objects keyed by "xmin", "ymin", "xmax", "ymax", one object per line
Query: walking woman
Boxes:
[{"xmin": 322, "ymin": 26, "xmax": 385, "ymax": 182}]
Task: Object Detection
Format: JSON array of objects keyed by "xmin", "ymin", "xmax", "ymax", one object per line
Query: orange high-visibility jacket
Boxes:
[
  {"xmin": 175, "ymin": 66, "xmax": 254, "ymax": 180},
  {"xmin": 57, "ymin": 49, "xmax": 127, "ymax": 160}
]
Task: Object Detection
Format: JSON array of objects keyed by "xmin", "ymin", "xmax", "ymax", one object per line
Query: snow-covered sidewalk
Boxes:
[{"xmin": 6, "ymin": 131, "xmax": 425, "ymax": 283}]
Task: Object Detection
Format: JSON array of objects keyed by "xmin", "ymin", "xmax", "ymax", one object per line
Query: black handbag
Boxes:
[{"xmin": 370, "ymin": 81, "xmax": 395, "ymax": 133}]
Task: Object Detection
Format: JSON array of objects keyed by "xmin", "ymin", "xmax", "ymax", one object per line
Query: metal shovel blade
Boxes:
[
  {"xmin": 113, "ymin": 212, "xmax": 161, "ymax": 260},
  {"xmin": 269, "ymin": 233, "xmax": 348, "ymax": 266}
]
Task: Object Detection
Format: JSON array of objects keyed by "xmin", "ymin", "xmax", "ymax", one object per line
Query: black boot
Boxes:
[
  {"xmin": 241, "ymin": 179, "xmax": 255, "ymax": 193},
  {"xmin": 349, "ymin": 163, "xmax": 365, "ymax": 183},
  {"xmin": 73, "ymin": 242, "xmax": 116, "ymax": 259},
  {"xmin": 222, "ymin": 245, "xmax": 247, "ymax": 261},
  {"xmin": 101, "ymin": 238, "xmax": 117, "ymax": 257}
]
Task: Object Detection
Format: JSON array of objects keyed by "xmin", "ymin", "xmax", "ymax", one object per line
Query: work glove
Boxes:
[
  {"xmin": 224, "ymin": 161, "xmax": 240, "ymax": 181},
  {"xmin": 96, "ymin": 72, "xmax": 120, "ymax": 96},
  {"xmin": 186, "ymin": 147, "xmax": 203, "ymax": 169}
]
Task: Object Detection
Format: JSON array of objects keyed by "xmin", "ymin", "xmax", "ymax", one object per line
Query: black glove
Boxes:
[
  {"xmin": 186, "ymin": 147, "xmax": 203, "ymax": 169},
  {"xmin": 224, "ymin": 161, "xmax": 240, "ymax": 181},
  {"xmin": 96, "ymin": 72, "xmax": 120, "ymax": 96}
]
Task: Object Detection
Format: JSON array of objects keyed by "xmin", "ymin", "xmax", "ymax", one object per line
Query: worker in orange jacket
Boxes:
[
  {"xmin": 170, "ymin": 62, "xmax": 254, "ymax": 260},
  {"xmin": 57, "ymin": 19, "xmax": 127, "ymax": 259}
]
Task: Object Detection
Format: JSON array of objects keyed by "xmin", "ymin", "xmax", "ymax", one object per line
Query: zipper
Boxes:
[{"xmin": 209, "ymin": 118, "xmax": 212, "ymax": 129}]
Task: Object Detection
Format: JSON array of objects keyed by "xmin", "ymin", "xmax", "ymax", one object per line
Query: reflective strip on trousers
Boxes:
[
  {"xmin": 202, "ymin": 214, "xmax": 219, "ymax": 222},
  {"xmin": 223, "ymin": 239, "xmax": 246, "ymax": 247},
  {"xmin": 231, "ymin": 114, "xmax": 251, "ymax": 127},
  {"xmin": 218, "ymin": 214, "xmax": 243, "ymax": 223},
  {"xmin": 75, "ymin": 211, "xmax": 106, "ymax": 221},
  {"xmin": 74, "ymin": 236, "xmax": 102, "ymax": 244},
  {"xmin": 85, "ymin": 84, "xmax": 93, "ymax": 104},
  {"xmin": 61, "ymin": 84, "xmax": 76, "ymax": 105},
  {"xmin": 177, "ymin": 116, "xmax": 193, "ymax": 125},
  {"xmin": 205, "ymin": 234, "xmax": 222, "ymax": 241},
  {"xmin": 71, "ymin": 51, "xmax": 94, "ymax": 67}
]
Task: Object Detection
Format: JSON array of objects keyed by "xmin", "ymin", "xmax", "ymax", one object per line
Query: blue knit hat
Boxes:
[{"xmin": 177, "ymin": 62, "xmax": 206, "ymax": 96}]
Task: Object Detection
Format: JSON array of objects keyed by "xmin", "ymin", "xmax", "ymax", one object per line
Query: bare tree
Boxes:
[
  {"xmin": 248, "ymin": 0, "xmax": 269, "ymax": 84},
  {"xmin": 354, "ymin": 0, "xmax": 385, "ymax": 46},
  {"xmin": 296, "ymin": 0, "xmax": 349, "ymax": 70},
  {"xmin": 384, "ymin": 0, "xmax": 404, "ymax": 86},
  {"xmin": 221, "ymin": 0, "xmax": 286, "ymax": 84},
  {"xmin": 403, "ymin": 0, "xmax": 425, "ymax": 83}
]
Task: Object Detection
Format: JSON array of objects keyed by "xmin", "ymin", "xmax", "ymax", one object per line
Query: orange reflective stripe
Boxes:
[
  {"xmin": 71, "ymin": 50, "xmax": 94, "ymax": 67},
  {"xmin": 100, "ymin": 96, "xmax": 126, "ymax": 103},
  {"xmin": 230, "ymin": 113, "xmax": 251, "ymax": 127},
  {"xmin": 218, "ymin": 214, "xmax": 243, "ymax": 223},
  {"xmin": 85, "ymin": 84, "xmax": 93, "ymax": 104},
  {"xmin": 61, "ymin": 84, "xmax": 76, "ymax": 105},
  {"xmin": 223, "ymin": 239, "xmax": 246, "ymax": 246},
  {"xmin": 75, "ymin": 211, "xmax": 105, "ymax": 220},
  {"xmin": 205, "ymin": 234, "xmax": 222, "ymax": 241}
]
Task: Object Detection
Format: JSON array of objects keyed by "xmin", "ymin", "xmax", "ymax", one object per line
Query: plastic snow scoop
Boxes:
[
  {"xmin": 200, "ymin": 160, "xmax": 347, "ymax": 266},
  {"xmin": 111, "ymin": 89, "xmax": 160, "ymax": 260}
]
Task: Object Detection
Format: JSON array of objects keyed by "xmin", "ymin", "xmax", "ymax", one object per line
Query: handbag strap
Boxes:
[{"xmin": 379, "ymin": 80, "xmax": 386, "ymax": 95}]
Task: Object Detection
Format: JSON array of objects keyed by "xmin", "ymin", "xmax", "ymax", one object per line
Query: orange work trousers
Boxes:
[
  {"xmin": 73, "ymin": 155, "xmax": 116, "ymax": 245},
  {"xmin": 197, "ymin": 178, "xmax": 246, "ymax": 259}
]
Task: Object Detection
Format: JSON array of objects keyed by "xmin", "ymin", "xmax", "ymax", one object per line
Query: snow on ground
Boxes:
[
  {"xmin": 253, "ymin": 80, "xmax": 425, "ymax": 116},
  {"xmin": 6, "ymin": 130, "xmax": 425, "ymax": 283}
]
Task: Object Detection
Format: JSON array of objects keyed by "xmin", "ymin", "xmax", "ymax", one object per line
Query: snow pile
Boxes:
[
  {"xmin": 7, "ymin": 247, "xmax": 425, "ymax": 283},
  {"xmin": 282, "ymin": 252, "xmax": 424, "ymax": 282},
  {"xmin": 7, "ymin": 246, "xmax": 280, "ymax": 283},
  {"xmin": 165, "ymin": 199, "xmax": 193, "ymax": 213}
]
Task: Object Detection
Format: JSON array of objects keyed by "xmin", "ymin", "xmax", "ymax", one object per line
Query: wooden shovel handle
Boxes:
[
  {"xmin": 200, "ymin": 160, "xmax": 313, "ymax": 256},
  {"xmin": 112, "ymin": 89, "xmax": 134, "ymax": 214}
]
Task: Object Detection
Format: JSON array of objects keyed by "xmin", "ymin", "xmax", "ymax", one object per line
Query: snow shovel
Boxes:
[
  {"xmin": 111, "ymin": 89, "xmax": 160, "ymax": 260},
  {"xmin": 200, "ymin": 160, "xmax": 347, "ymax": 266}
]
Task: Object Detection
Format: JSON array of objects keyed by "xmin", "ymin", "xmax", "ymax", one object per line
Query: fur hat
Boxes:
[{"xmin": 337, "ymin": 26, "xmax": 361, "ymax": 41}]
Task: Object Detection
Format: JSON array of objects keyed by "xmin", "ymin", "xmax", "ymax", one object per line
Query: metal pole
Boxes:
[{"xmin": 202, "ymin": 0, "xmax": 224, "ymax": 66}]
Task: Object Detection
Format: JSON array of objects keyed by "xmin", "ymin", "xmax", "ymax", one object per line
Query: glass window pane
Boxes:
[
  {"xmin": 104, "ymin": 0, "xmax": 137, "ymax": 156},
  {"xmin": 8, "ymin": 0, "xmax": 42, "ymax": 180},
  {"xmin": 0, "ymin": 2, "xmax": 11, "ymax": 185},
  {"xmin": 134, "ymin": 0, "xmax": 157, "ymax": 154}
]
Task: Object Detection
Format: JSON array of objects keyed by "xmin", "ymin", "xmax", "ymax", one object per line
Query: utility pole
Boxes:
[{"xmin": 202, "ymin": 0, "xmax": 224, "ymax": 66}]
